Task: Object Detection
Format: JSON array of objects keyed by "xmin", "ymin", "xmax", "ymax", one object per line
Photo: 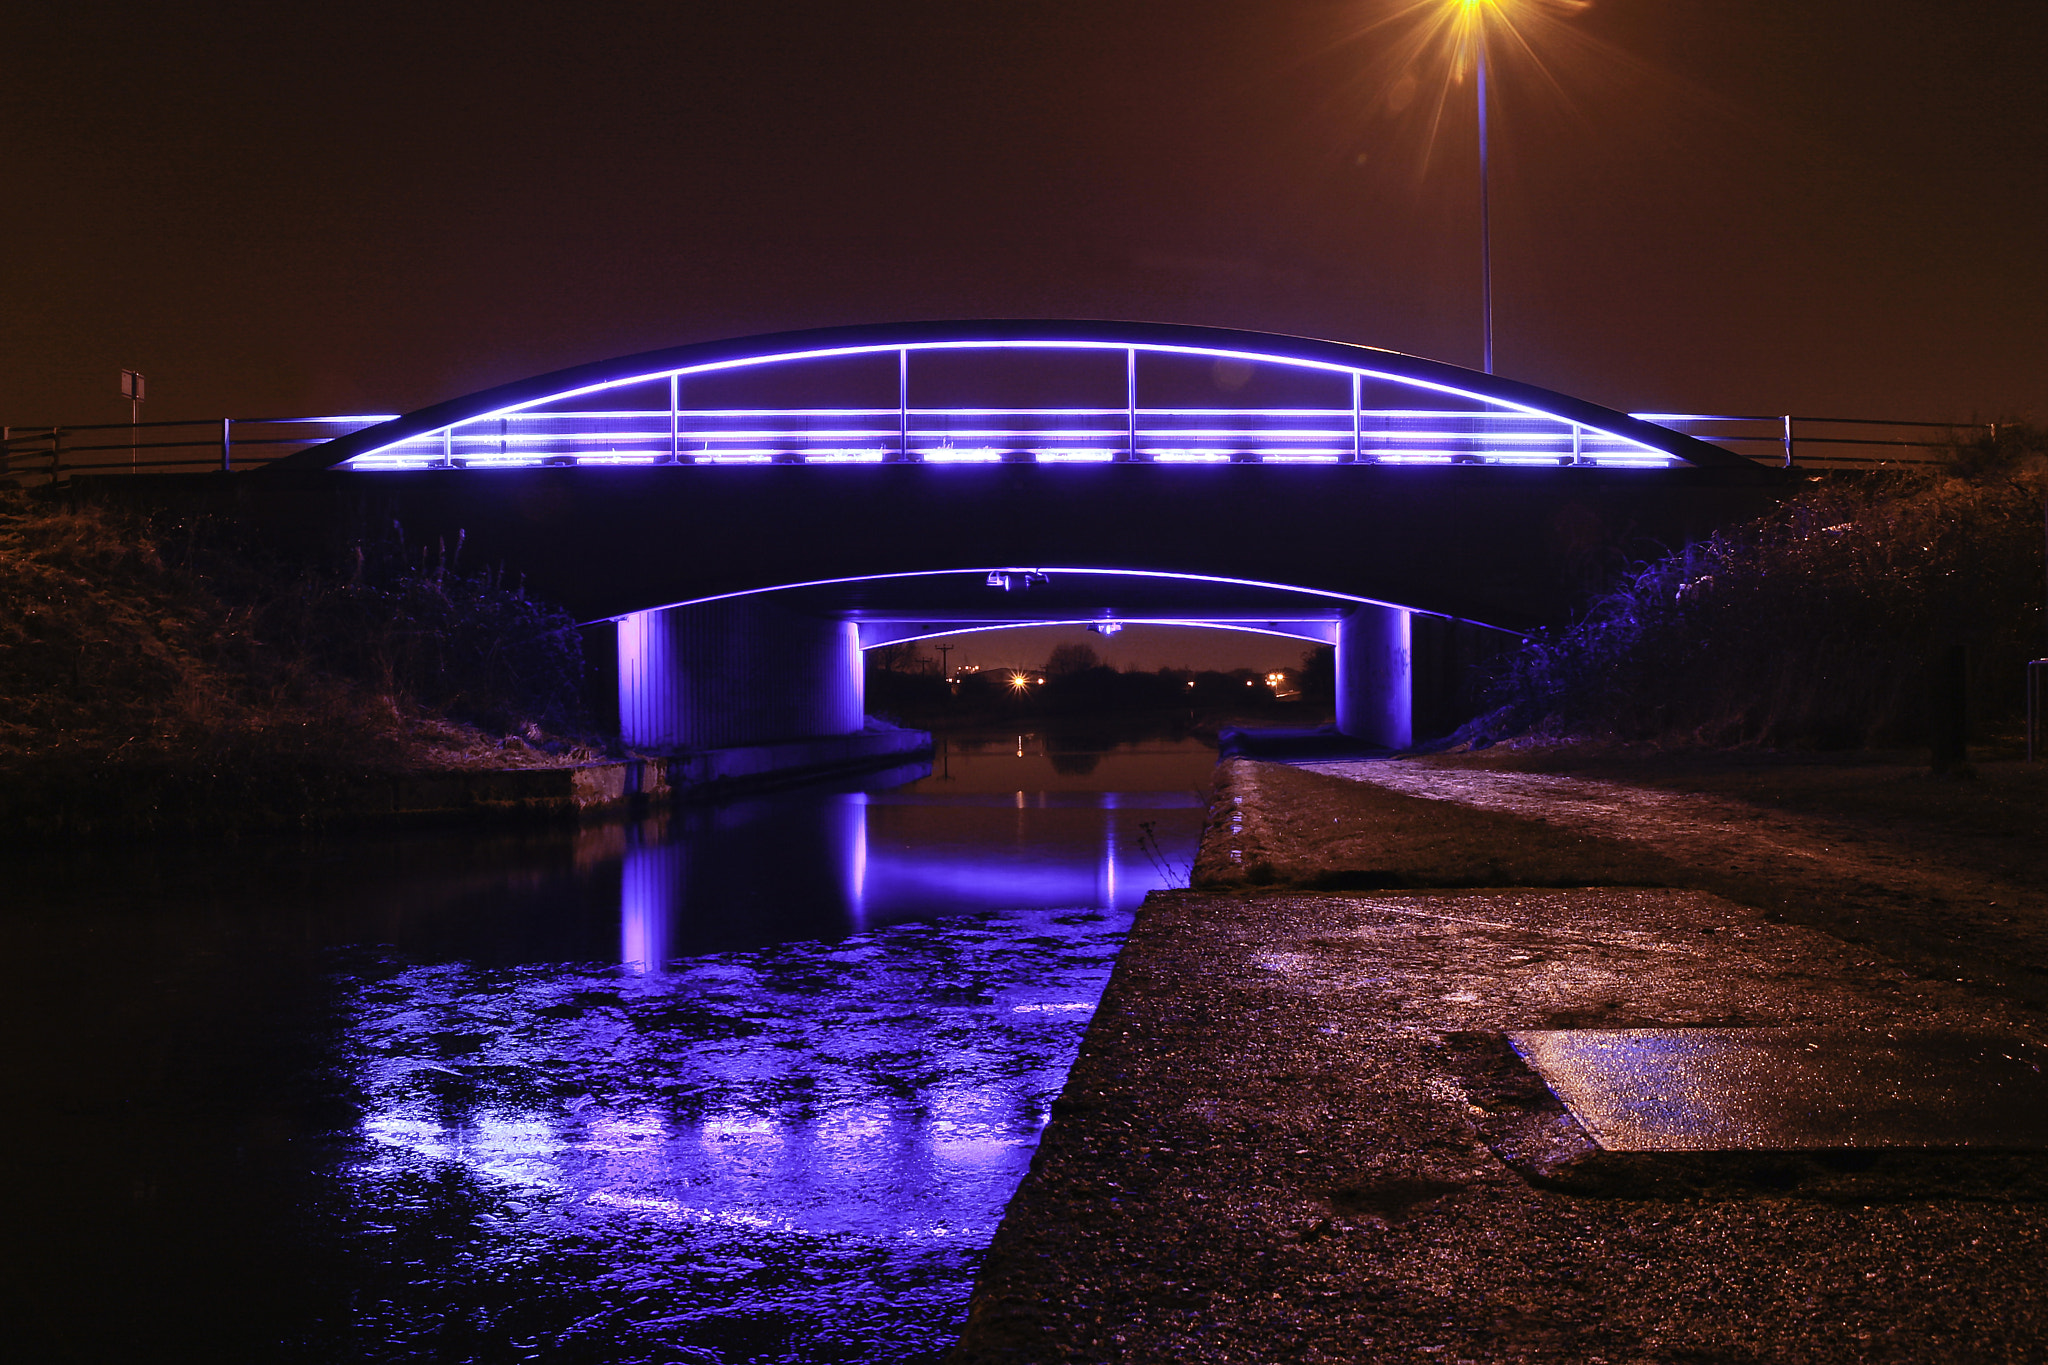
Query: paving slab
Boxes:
[
  {"xmin": 950, "ymin": 886, "xmax": 2048, "ymax": 1363},
  {"xmin": 1510, "ymin": 1028, "xmax": 2048, "ymax": 1153}
]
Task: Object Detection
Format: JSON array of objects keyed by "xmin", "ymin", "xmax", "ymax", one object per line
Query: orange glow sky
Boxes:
[{"xmin": 6, "ymin": 0, "xmax": 2042, "ymax": 432}]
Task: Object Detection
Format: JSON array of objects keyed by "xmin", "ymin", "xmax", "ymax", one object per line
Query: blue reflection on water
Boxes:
[{"xmin": 335, "ymin": 733, "xmax": 1210, "ymax": 1364}]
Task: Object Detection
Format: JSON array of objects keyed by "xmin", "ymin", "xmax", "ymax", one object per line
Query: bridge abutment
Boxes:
[{"xmin": 618, "ymin": 600, "xmax": 864, "ymax": 750}]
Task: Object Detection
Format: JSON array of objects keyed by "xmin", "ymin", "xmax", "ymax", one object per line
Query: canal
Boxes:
[{"xmin": 2, "ymin": 728, "xmax": 1215, "ymax": 1364}]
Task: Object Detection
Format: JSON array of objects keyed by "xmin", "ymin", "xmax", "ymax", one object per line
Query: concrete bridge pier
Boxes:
[
  {"xmin": 617, "ymin": 599, "xmax": 864, "ymax": 750},
  {"xmin": 1337, "ymin": 606, "xmax": 1516, "ymax": 749},
  {"xmin": 1336, "ymin": 604, "xmax": 1415, "ymax": 749}
]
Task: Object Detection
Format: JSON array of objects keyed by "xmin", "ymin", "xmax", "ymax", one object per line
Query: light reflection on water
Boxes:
[{"xmin": 334, "ymin": 731, "xmax": 1211, "ymax": 1363}]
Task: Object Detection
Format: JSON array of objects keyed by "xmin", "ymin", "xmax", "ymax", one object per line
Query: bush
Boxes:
[
  {"xmin": 0, "ymin": 494, "xmax": 587, "ymax": 768},
  {"xmin": 1482, "ymin": 426, "xmax": 2048, "ymax": 748},
  {"xmin": 231, "ymin": 524, "xmax": 587, "ymax": 735}
]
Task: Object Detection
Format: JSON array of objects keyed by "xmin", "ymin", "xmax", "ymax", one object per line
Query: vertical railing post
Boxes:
[
  {"xmin": 1571, "ymin": 422, "xmax": 1583, "ymax": 466},
  {"xmin": 668, "ymin": 372, "xmax": 680, "ymax": 465},
  {"xmin": 1348, "ymin": 372, "xmax": 1361, "ymax": 463},
  {"xmin": 898, "ymin": 347, "xmax": 910, "ymax": 461},
  {"xmin": 1782, "ymin": 414, "xmax": 1795, "ymax": 469},
  {"xmin": 220, "ymin": 417, "xmax": 233, "ymax": 472},
  {"xmin": 441, "ymin": 427, "xmax": 453, "ymax": 469},
  {"xmin": 1124, "ymin": 347, "xmax": 1138, "ymax": 460},
  {"xmin": 2024, "ymin": 660, "xmax": 2041, "ymax": 761}
]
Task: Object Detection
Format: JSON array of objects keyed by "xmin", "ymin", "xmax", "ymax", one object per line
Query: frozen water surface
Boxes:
[{"xmin": 2, "ymin": 729, "xmax": 1210, "ymax": 1364}]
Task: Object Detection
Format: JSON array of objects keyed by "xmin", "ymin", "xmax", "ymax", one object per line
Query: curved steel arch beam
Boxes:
[
  {"xmin": 591, "ymin": 565, "xmax": 1418, "ymax": 625},
  {"xmin": 854, "ymin": 620, "xmax": 1343, "ymax": 649},
  {"xmin": 265, "ymin": 320, "xmax": 1752, "ymax": 471}
]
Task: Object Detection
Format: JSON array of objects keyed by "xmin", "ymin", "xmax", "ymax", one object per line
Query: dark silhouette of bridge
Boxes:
[{"xmin": 256, "ymin": 321, "xmax": 1790, "ymax": 750}]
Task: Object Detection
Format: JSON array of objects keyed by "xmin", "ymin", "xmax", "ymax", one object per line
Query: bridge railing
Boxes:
[
  {"xmin": 1635, "ymin": 414, "xmax": 1993, "ymax": 469},
  {"xmin": 0, "ymin": 415, "xmax": 397, "ymax": 486},
  {"xmin": 3, "ymin": 410, "xmax": 1993, "ymax": 481},
  {"xmin": 340, "ymin": 405, "xmax": 1688, "ymax": 469}
]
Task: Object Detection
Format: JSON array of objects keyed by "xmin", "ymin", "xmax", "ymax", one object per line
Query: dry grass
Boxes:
[{"xmin": 0, "ymin": 491, "xmax": 597, "ymax": 832}]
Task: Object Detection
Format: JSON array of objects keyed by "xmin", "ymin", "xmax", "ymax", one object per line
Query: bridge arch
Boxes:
[
  {"xmin": 608, "ymin": 566, "xmax": 1510, "ymax": 752},
  {"xmin": 272, "ymin": 320, "xmax": 1749, "ymax": 473}
]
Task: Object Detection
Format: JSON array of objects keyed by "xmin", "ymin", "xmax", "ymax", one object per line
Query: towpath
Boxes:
[{"xmin": 949, "ymin": 754, "xmax": 2048, "ymax": 1363}]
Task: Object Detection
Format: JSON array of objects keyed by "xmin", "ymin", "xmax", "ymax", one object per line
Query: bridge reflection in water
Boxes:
[
  {"xmin": 338, "ymin": 733, "xmax": 1209, "ymax": 1363},
  {"xmin": 615, "ymin": 753, "xmax": 1199, "ymax": 972}
]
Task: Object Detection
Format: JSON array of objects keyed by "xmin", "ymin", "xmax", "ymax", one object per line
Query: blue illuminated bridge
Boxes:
[{"xmin": 268, "ymin": 321, "xmax": 1789, "ymax": 750}]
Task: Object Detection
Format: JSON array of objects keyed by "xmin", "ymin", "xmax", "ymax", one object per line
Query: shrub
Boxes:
[
  {"xmin": 232, "ymin": 524, "xmax": 587, "ymax": 735},
  {"xmin": 1482, "ymin": 426, "xmax": 2047, "ymax": 748}
]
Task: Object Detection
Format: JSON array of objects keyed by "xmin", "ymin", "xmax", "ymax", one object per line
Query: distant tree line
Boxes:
[{"xmin": 866, "ymin": 638, "xmax": 1332, "ymax": 724}]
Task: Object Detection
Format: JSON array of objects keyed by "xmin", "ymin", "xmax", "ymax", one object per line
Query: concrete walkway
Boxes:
[{"xmin": 949, "ymin": 760, "xmax": 2048, "ymax": 1363}]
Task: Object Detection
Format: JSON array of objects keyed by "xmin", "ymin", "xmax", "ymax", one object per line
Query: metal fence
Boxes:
[
  {"xmin": 1638, "ymin": 414, "xmax": 1994, "ymax": 470},
  {"xmin": 0, "ymin": 410, "xmax": 1996, "ymax": 484},
  {"xmin": 1, "ymin": 415, "xmax": 395, "ymax": 485}
]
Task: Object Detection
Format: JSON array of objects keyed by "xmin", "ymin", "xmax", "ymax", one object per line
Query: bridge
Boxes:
[{"xmin": 23, "ymin": 321, "xmax": 1834, "ymax": 750}]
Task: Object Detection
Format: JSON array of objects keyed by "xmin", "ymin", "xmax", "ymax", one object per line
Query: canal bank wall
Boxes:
[
  {"xmin": 949, "ymin": 756, "xmax": 2048, "ymax": 1363},
  {"xmin": 0, "ymin": 722, "xmax": 930, "ymax": 839}
]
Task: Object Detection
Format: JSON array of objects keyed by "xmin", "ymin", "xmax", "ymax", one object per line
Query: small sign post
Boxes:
[{"xmin": 120, "ymin": 370, "xmax": 145, "ymax": 472}]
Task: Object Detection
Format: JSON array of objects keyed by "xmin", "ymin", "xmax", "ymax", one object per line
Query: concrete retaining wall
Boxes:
[{"xmin": 384, "ymin": 724, "xmax": 932, "ymax": 820}]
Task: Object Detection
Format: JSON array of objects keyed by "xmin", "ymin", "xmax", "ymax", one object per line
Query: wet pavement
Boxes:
[
  {"xmin": 953, "ymin": 760, "xmax": 2048, "ymax": 1362},
  {"xmin": 2, "ymin": 730, "xmax": 1211, "ymax": 1364},
  {"xmin": 1510, "ymin": 1029, "xmax": 2048, "ymax": 1152}
]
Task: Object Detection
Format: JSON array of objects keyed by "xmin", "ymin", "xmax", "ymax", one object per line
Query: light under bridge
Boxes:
[{"xmin": 210, "ymin": 321, "xmax": 1801, "ymax": 751}]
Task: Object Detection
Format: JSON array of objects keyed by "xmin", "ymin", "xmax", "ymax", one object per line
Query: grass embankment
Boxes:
[
  {"xmin": 0, "ymin": 490, "xmax": 596, "ymax": 837},
  {"xmin": 1479, "ymin": 427, "xmax": 2047, "ymax": 750}
]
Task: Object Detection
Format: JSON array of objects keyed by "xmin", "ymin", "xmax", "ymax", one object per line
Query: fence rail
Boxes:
[
  {"xmin": 1639, "ymin": 414, "xmax": 1995, "ymax": 469},
  {"xmin": 1, "ymin": 416, "xmax": 396, "ymax": 484},
  {"xmin": 1, "ymin": 411, "xmax": 1997, "ymax": 484}
]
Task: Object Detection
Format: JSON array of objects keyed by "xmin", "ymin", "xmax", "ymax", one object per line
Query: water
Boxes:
[{"xmin": 1, "ymin": 729, "xmax": 1213, "ymax": 1364}]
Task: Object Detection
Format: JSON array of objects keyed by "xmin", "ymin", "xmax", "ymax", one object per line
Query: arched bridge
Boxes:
[{"xmin": 267, "ymin": 321, "xmax": 1788, "ymax": 750}]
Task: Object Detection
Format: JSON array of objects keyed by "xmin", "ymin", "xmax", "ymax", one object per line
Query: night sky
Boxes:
[{"xmin": 7, "ymin": 0, "xmax": 2045, "ymax": 669}]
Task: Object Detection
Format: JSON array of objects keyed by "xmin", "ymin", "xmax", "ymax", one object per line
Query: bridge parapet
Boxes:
[
  {"xmin": 7, "ymin": 326, "xmax": 1984, "ymax": 484},
  {"xmin": 267, "ymin": 322, "xmax": 1761, "ymax": 475}
]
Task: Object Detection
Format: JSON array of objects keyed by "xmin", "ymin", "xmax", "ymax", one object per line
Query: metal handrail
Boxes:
[
  {"xmin": 1, "ymin": 415, "xmax": 395, "ymax": 485},
  {"xmin": 1, "ymin": 410, "xmax": 2000, "ymax": 483},
  {"xmin": 1639, "ymin": 414, "xmax": 1994, "ymax": 470}
]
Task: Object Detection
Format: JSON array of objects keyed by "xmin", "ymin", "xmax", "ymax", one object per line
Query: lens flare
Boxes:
[{"xmin": 1340, "ymin": 0, "xmax": 1592, "ymax": 174}]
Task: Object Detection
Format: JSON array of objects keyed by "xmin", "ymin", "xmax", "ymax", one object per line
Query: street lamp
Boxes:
[
  {"xmin": 1473, "ymin": 2, "xmax": 1494, "ymax": 375},
  {"xmin": 1435, "ymin": 0, "xmax": 1584, "ymax": 375},
  {"xmin": 1442, "ymin": 0, "xmax": 1498, "ymax": 375}
]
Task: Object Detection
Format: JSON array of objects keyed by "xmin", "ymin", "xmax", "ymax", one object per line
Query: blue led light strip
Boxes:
[{"xmin": 310, "ymin": 328, "xmax": 1735, "ymax": 473}]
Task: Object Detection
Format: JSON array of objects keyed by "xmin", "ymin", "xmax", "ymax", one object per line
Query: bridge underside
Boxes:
[
  {"xmin": 607, "ymin": 571, "xmax": 1518, "ymax": 753},
  {"xmin": 727, "ymin": 570, "xmax": 1352, "ymax": 648}
]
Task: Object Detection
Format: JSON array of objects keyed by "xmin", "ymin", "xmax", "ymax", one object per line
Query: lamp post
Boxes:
[
  {"xmin": 1474, "ymin": 11, "xmax": 1494, "ymax": 374},
  {"xmin": 1445, "ymin": 0, "xmax": 1584, "ymax": 374}
]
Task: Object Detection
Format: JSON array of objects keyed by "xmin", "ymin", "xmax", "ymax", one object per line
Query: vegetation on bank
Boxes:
[
  {"xmin": 1478, "ymin": 426, "xmax": 2048, "ymax": 750},
  {"xmin": 0, "ymin": 490, "xmax": 593, "ymax": 833}
]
